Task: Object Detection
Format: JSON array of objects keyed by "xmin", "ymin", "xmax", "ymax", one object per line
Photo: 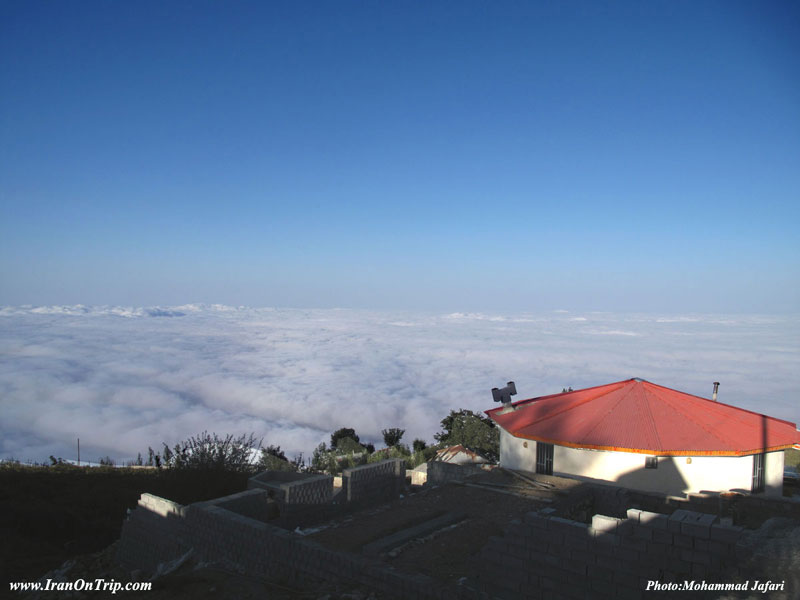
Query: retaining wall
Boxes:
[{"xmin": 472, "ymin": 507, "xmax": 746, "ymax": 600}]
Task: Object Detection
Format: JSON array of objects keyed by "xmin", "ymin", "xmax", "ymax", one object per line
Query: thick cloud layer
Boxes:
[{"xmin": 1, "ymin": 306, "xmax": 798, "ymax": 464}]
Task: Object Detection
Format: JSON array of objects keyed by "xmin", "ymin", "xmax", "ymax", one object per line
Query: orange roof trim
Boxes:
[{"xmin": 487, "ymin": 379, "xmax": 800, "ymax": 457}]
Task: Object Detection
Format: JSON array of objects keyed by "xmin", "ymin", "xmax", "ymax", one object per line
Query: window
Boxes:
[{"xmin": 645, "ymin": 456, "xmax": 658, "ymax": 469}]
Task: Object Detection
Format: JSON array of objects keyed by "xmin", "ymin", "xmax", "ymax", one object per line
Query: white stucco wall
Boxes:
[
  {"xmin": 765, "ymin": 449, "xmax": 784, "ymax": 497},
  {"xmin": 499, "ymin": 429, "xmax": 784, "ymax": 497}
]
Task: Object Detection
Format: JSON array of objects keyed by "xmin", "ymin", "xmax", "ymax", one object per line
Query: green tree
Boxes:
[
  {"xmin": 330, "ymin": 428, "xmax": 360, "ymax": 450},
  {"xmin": 434, "ymin": 409, "xmax": 499, "ymax": 462},
  {"xmin": 310, "ymin": 442, "xmax": 339, "ymax": 474},
  {"xmin": 335, "ymin": 437, "xmax": 365, "ymax": 454},
  {"xmin": 259, "ymin": 445, "xmax": 297, "ymax": 472},
  {"xmin": 412, "ymin": 439, "xmax": 427, "ymax": 452},
  {"xmin": 382, "ymin": 428, "xmax": 405, "ymax": 447}
]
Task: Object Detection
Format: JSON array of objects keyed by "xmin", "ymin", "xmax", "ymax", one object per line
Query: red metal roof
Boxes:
[{"xmin": 486, "ymin": 379, "xmax": 800, "ymax": 456}]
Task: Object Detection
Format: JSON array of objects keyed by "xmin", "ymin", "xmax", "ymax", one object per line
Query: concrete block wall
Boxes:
[
  {"xmin": 117, "ymin": 491, "xmax": 452, "ymax": 599},
  {"xmin": 202, "ymin": 489, "xmax": 274, "ymax": 522},
  {"xmin": 116, "ymin": 494, "xmax": 191, "ymax": 573},
  {"xmin": 427, "ymin": 461, "xmax": 483, "ymax": 485},
  {"xmin": 342, "ymin": 459, "xmax": 405, "ymax": 504},
  {"xmin": 407, "ymin": 469, "xmax": 428, "ymax": 485},
  {"xmin": 248, "ymin": 471, "xmax": 333, "ymax": 518},
  {"xmin": 472, "ymin": 507, "xmax": 746, "ymax": 600}
]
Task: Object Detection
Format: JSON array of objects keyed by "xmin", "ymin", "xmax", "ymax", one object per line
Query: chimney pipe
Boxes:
[{"xmin": 712, "ymin": 382, "xmax": 720, "ymax": 402}]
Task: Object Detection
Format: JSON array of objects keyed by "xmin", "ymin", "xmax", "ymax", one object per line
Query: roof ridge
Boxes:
[
  {"xmin": 517, "ymin": 380, "xmax": 631, "ymax": 428},
  {"xmin": 643, "ymin": 380, "xmax": 797, "ymax": 427},
  {"xmin": 639, "ymin": 384, "xmax": 663, "ymax": 450},
  {"xmin": 507, "ymin": 378, "xmax": 637, "ymax": 410},
  {"xmin": 580, "ymin": 382, "xmax": 637, "ymax": 439},
  {"xmin": 648, "ymin": 385, "xmax": 740, "ymax": 451}
]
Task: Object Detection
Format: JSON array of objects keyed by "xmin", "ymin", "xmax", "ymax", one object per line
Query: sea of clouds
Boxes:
[{"xmin": 1, "ymin": 305, "xmax": 798, "ymax": 464}]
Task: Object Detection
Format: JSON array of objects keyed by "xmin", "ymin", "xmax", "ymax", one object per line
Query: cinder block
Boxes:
[
  {"xmin": 667, "ymin": 509, "xmax": 690, "ymax": 532},
  {"xmin": 592, "ymin": 514, "xmax": 622, "ymax": 533},
  {"xmin": 565, "ymin": 534, "xmax": 590, "ymax": 552},
  {"xmin": 570, "ymin": 549, "xmax": 595, "ymax": 565},
  {"xmin": 710, "ymin": 523, "xmax": 744, "ymax": 544},
  {"xmin": 652, "ymin": 528, "xmax": 672, "ymax": 544},
  {"xmin": 631, "ymin": 525, "xmax": 653, "ymax": 542},
  {"xmin": 595, "ymin": 553, "xmax": 622, "ymax": 571},
  {"xmin": 626, "ymin": 508, "xmax": 643, "ymax": 522},
  {"xmin": 524, "ymin": 512, "xmax": 549, "ymax": 528},
  {"xmin": 620, "ymin": 536, "xmax": 647, "ymax": 552},
  {"xmin": 588, "ymin": 565, "xmax": 615, "ymax": 582},
  {"xmin": 668, "ymin": 557, "xmax": 691, "ymax": 574},
  {"xmin": 708, "ymin": 540, "xmax": 733, "ymax": 557},
  {"xmin": 613, "ymin": 584, "xmax": 643, "ymax": 600},
  {"xmin": 673, "ymin": 534, "xmax": 693, "ymax": 549},
  {"xmin": 680, "ymin": 520, "xmax": 712, "ymax": 539},
  {"xmin": 591, "ymin": 530, "xmax": 620, "ymax": 546},
  {"xmin": 638, "ymin": 510, "xmax": 669, "ymax": 530},
  {"xmin": 613, "ymin": 546, "xmax": 639, "ymax": 563},
  {"xmin": 548, "ymin": 516, "xmax": 579, "ymax": 533},
  {"xmin": 562, "ymin": 557, "xmax": 588, "ymax": 576}
]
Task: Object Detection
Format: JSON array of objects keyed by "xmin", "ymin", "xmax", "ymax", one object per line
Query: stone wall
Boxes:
[
  {"xmin": 472, "ymin": 507, "xmax": 746, "ymax": 600},
  {"xmin": 342, "ymin": 459, "xmax": 405, "ymax": 504}
]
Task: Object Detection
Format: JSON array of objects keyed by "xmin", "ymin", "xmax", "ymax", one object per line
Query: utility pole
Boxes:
[{"xmin": 77, "ymin": 438, "xmax": 80, "ymax": 466}]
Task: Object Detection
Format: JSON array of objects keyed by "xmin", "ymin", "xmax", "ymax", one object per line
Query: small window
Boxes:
[{"xmin": 645, "ymin": 456, "xmax": 658, "ymax": 469}]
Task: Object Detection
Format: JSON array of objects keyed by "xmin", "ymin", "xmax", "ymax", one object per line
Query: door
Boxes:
[
  {"xmin": 751, "ymin": 453, "xmax": 765, "ymax": 493},
  {"xmin": 536, "ymin": 442, "xmax": 554, "ymax": 475}
]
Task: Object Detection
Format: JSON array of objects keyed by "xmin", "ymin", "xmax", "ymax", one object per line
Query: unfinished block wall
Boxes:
[
  {"xmin": 342, "ymin": 459, "xmax": 405, "ymax": 504},
  {"xmin": 116, "ymin": 494, "xmax": 191, "ymax": 574},
  {"xmin": 474, "ymin": 507, "xmax": 745, "ymax": 600},
  {"xmin": 248, "ymin": 471, "xmax": 333, "ymax": 516},
  {"xmin": 117, "ymin": 491, "xmax": 447, "ymax": 600},
  {"xmin": 427, "ymin": 460, "xmax": 484, "ymax": 485}
]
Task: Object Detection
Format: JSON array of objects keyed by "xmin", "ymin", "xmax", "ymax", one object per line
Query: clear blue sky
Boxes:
[{"xmin": 1, "ymin": 1, "xmax": 798, "ymax": 312}]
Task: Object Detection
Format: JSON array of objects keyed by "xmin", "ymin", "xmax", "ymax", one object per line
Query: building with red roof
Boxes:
[{"xmin": 486, "ymin": 378, "xmax": 800, "ymax": 497}]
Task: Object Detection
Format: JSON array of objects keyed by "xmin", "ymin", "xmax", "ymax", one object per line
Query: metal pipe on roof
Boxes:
[{"xmin": 712, "ymin": 381, "xmax": 720, "ymax": 402}]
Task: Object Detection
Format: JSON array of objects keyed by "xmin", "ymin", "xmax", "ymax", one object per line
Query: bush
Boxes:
[
  {"xmin": 367, "ymin": 444, "xmax": 413, "ymax": 469},
  {"xmin": 161, "ymin": 431, "xmax": 261, "ymax": 472}
]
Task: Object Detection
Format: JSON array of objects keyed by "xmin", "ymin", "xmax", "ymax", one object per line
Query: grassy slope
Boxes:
[{"xmin": 0, "ymin": 464, "xmax": 249, "ymax": 584}]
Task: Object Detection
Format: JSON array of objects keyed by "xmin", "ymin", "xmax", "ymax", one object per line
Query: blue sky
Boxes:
[{"xmin": 1, "ymin": 1, "xmax": 798, "ymax": 312}]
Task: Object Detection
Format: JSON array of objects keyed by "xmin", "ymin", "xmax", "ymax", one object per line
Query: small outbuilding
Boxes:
[
  {"xmin": 433, "ymin": 444, "xmax": 491, "ymax": 466},
  {"xmin": 486, "ymin": 378, "xmax": 800, "ymax": 497}
]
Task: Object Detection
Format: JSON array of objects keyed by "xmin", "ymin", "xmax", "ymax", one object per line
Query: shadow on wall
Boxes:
[
  {"xmin": 615, "ymin": 457, "xmax": 689, "ymax": 496},
  {"xmin": 548, "ymin": 449, "xmax": 690, "ymax": 497}
]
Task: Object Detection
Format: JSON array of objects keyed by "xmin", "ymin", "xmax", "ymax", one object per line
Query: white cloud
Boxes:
[{"xmin": 0, "ymin": 306, "xmax": 798, "ymax": 464}]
